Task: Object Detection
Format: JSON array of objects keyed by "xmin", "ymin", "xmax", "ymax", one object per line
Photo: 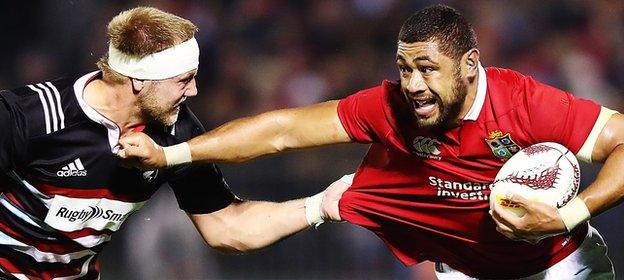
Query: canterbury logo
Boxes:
[
  {"xmin": 412, "ymin": 136, "xmax": 442, "ymax": 159},
  {"xmin": 57, "ymin": 158, "xmax": 87, "ymax": 177}
]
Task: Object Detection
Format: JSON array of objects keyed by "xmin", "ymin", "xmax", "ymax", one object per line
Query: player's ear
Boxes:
[
  {"xmin": 131, "ymin": 78, "xmax": 145, "ymax": 94},
  {"xmin": 462, "ymin": 48, "xmax": 480, "ymax": 81}
]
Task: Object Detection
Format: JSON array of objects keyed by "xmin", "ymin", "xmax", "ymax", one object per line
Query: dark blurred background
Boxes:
[{"xmin": 1, "ymin": 0, "xmax": 622, "ymax": 279}]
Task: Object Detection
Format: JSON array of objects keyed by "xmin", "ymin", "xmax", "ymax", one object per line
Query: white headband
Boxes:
[{"xmin": 107, "ymin": 37, "xmax": 199, "ymax": 80}]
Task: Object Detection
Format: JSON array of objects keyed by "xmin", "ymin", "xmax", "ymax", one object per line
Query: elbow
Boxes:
[
  {"xmin": 266, "ymin": 112, "xmax": 296, "ymax": 153},
  {"xmin": 228, "ymin": 157, "xmax": 255, "ymax": 164},
  {"xmin": 203, "ymin": 235, "xmax": 263, "ymax": 255},
  {"xmin": 205, "ymin": 240, "xmax": 243, "ymax": 254},
  {"xmin": 206, "ymin": 238, "xmax": 259, "ymax": 255}
]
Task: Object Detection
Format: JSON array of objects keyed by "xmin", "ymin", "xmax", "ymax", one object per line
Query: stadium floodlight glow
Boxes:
[{"xmin": 108, "ymin": 37, "xmax": 199, "ymax": 80}]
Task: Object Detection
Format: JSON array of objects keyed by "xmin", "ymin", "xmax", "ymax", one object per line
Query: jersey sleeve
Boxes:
[
  {"xmin": 0, "ymin": 90, "xmax": 28, "ymax": 171},
  {"xmin": 337, "ymin": 84, "xmax": 392, "ymax": 143},
  {"xmin": 167, "ymin": 163, "xmax": 235, "ymax": 214},
  {"xmin": 165, "ymin": 106, "xmax": 235, "ymax": 214},
  {"xmin": 575, "ymin": 107, "xmax": 618, "ymax": 162},
  {"xmin": 520, "ymin": 76, "xmax": 602, "ymax": 157}
]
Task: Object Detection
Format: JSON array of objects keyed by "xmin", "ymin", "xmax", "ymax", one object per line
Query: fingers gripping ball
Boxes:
[{"xmin": 490, "ymin": 142, "xmax": 580, "ymax": 217}]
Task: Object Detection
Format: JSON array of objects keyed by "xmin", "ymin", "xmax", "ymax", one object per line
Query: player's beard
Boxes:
[
  {"xmin": 137, "ymin": 85, "xmax": 180, "ymax": 126},
  {"xmin": 416, "ymin": 66, "xmax": 467, "ymax": 130}
]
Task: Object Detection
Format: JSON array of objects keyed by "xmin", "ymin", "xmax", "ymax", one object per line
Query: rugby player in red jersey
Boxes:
[{"xmin": 120, "ymin": 5, "xmax": 624, "ymax": 279}]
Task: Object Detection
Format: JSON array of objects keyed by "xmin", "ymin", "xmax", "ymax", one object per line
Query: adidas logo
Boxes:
[{"xmin": 57, "ymin": 158, "xmax": 88, "ymax": 177}]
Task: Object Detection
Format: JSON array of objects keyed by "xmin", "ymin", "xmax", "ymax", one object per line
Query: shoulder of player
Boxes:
[
  {"xmin": 484, "ymin": 67, "xmax": 528, "ymax": 91},
  {"xmin": 341, "ymin": 79, "xmax": 400, "ymax": 124},
  {"xmin": 341, "ymin": 80, "xmax": 398, "ymax": 113},
  {"xmin": 2, "ymin": 76, "xmax": 82, "ymax": 137},
  {"xmin": 171, "ymin": 104, "xmax": 206, "ymax": 139},
  {"xmin": 484, "ymin": 67, "xmax": 553, "ymax": 110},
  {"xmin": 487, "ymin": 67, "xmax": 571, "ymax": 106},
  {"xmin": 485, "ymin": 66, "xmax": 562, "ymax": 94},
  {"xmin": 6, "ymin": 76, "xmax": 75, "ymax": 99},
  {"xmin": 349, "ymin": 79, "xmax": 397, "ymax": 98}
]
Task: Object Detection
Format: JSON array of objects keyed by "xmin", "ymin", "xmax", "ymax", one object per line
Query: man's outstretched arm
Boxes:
[
  {"xmin": 118, "ymin": 100, "xmax": 351, "ymax": 169},
  {"xmin": 191, "ymin": 175, "xmax": 351, "ymax": 254}
]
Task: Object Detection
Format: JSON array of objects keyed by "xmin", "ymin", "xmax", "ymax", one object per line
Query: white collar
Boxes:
[
  {"xmin": 73, "ymin": 71, "xmax": 121, "ymax": 152},
  {"xmin": 462, "ymin": 63, "xmax": 487, "ymax": 121}
]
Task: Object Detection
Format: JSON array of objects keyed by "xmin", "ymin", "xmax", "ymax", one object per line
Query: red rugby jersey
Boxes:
[{"xmin": 337, "ymin": 66, "xmax": 601, "ymax": 279}]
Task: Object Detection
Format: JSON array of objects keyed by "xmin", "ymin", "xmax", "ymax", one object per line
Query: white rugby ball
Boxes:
[{"xmin": 490, "ymin": 142, "xmax": 580, "ymax": 217}]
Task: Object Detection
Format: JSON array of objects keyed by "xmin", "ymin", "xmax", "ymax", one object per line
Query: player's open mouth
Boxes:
[{"xmin": 411, "ymin": 97, "xmax": 437, "ymax": 117}]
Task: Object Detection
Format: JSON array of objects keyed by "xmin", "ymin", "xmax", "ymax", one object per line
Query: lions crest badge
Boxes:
[{"xmin": 485, "ymin": 130, "xmax": 521, "ymax": 161}]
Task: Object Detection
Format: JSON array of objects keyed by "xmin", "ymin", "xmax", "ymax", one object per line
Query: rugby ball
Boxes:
[{"xmin": 489, "ymin": 142, "xmax": 580, "ymax": 217}]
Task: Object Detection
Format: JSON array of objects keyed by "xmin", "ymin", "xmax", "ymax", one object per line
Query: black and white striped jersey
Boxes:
[{"xmin": 0, "ymin": 71, "xmax": 235, "ymax": 279}]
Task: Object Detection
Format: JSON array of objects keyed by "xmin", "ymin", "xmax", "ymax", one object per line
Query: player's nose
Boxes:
[
  {"xmin": 184, "ymin": 79, "xmax": 198, "ymax": 97},
  {"xmin": 406, "ymin": 72, "xmax": 427, "ymax": 95}
]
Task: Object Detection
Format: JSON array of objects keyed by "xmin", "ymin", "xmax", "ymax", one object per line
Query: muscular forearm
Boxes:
[
  {"xmin": 188, "ymin": 111, "xmax": 293, "ymax": 163},
  {"xmin": 228, "ymin": 199, "xmax": 309, "ymax": 252},
  {"xmin": 118, "ymin": 101, "xmax": 350, "ymax": 169},
  {"xmin": 191, "ymin": 176, "xmax": 349, "ymax": 254},
  {"xmin": 187, "ymin": 101, "xmax": 350, "ymax": 163},
  {"xmin": 579, "ymin": 144, "xmax": 624, "ymax": 216},
  {"xmin": 194, "ymin": 199, "xmax": 309, "ymax": 254}
]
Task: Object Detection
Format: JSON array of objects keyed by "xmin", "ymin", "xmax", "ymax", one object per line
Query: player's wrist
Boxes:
[
  {"xmin": 162, "ymin": 142, "xmax": 192, "ymax": 168},
  {"xmin": 304, "ymin": 191, "xmax": 326, "ymax": 229},
  {"xmin": 557, "ymin": 197, "xmax": 591, "ymax": 232}
]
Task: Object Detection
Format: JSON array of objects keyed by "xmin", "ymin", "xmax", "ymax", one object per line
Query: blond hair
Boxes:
[{"xmin": 97, "ymin": 7, "xmax": 198, "ymax": 83}]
